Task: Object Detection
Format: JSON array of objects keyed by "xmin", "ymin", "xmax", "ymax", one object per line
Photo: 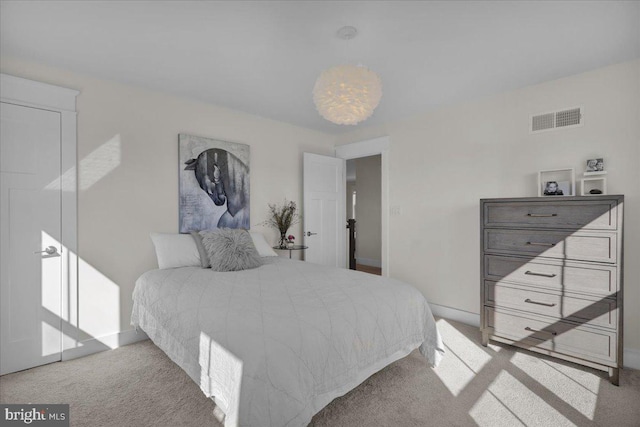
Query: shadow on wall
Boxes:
[
  {"xmin": 46, "ymin": 134, "xmax": 121, "ymax": 191},
  {"xmin": 49, "ymin": 235, "xmax": 123, "ymax": 356},
  {"xmin": 43, "ymin": 135, "xmax": 125, "ymax": 356}
]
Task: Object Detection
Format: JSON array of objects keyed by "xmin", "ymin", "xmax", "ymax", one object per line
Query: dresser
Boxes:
[{"xmin": 480, "ymin": 196, "xmax": 624, "ymax": 385}]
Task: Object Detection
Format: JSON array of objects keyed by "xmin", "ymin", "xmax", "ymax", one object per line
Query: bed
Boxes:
[{"xmin": 131, "ymin": 257, "xmax": 444, "ymax": 427}]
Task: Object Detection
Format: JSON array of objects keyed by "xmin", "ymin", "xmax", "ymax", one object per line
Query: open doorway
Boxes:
[
  {"xmin": 335, "ymin": 136, "xmax": 390, "ymax": 277},
  {"xmin": 346, "ymin": 155, "xmax": 382, "ymax": 276}
]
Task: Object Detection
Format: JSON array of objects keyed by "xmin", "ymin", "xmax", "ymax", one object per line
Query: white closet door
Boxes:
[{"xmin": 1, "ymin": 101, "xmax": 62, "ymax": 375}]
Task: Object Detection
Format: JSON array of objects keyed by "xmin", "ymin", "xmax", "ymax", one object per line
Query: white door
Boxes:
[
  {"xmin": 1, "ymin": 101, "xmax": 63, "ymax": 375},
  {"xmin": 303, "ymin": 153, "xmax": 346, "ymax": 268}
]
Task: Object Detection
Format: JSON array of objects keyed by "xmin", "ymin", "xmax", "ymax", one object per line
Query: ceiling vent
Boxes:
[{"xmin": 531, "ymin": 106, "xmax": 583, "ymax": 133}]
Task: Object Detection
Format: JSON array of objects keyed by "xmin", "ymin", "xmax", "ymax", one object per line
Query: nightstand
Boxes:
[{"xmin": 273, "ymin": 245, "xmax": 308, "ymax": 259}]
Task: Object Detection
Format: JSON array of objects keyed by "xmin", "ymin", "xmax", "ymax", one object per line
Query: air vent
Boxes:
[
  {"xmin": 555, "ymin": 108, "xmax": 581, "ymax": 128},
  {"xmin": 532, "ymin": 113, "xmax": 555, "ymax": 132},
  {"xmin": 531, "ymin": 106, "xmax": 583, "ymax": 134}
]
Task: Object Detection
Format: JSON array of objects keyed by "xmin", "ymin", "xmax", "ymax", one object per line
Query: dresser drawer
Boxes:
[
  {"xmin": 484, "ymin": 281, "xmax": 617, "ymax": 328},
  {"xmin": 484, "ymin": 255, "xmax": 617, "ymax": 296},
  {"xmin": 484, "ymin": 229, "xmax": 617, "ymax": 263},
  {"xmin": 484, "ymin": 307, "xmax": 617, "ymax": 363},
  {"xmin": 483, "ymin": 200, "xmax": 618, "ymax": 230}
]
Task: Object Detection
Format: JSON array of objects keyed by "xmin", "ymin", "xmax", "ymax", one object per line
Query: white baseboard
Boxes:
[
  {"xmin": 62, "ymin": 329, "xmax": 148, "ymax": 361},
  {"xmin": 624, "ymin": 347, "xmax": 640, "ymax": 370},
  {"xmin": 429, "ymin": 302, "xmax": 480, "ymax": 327},
  {"xmin": 428, "ymin": 302, "xmax": 640, "ymax": 370},
  {"xmin": 356, "ymin": 257, "xmax": 382, "ymax": 268}
]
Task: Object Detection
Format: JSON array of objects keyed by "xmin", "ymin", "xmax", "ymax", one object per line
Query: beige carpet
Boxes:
[{"xmin": 1, "ymin": 319, "xmax": 639, "ymax": 426}]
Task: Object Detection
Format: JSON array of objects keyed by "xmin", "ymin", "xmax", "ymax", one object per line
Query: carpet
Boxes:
[{"xmin": 1, "ymin": 319, "xmax": 639, "ymax": 426}]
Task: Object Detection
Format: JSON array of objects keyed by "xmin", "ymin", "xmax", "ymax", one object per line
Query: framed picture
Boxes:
[
  {"xmin": 584, "ymin": 158, "xmax": 606, "ymax": 176},
  {"xmin": 538, "ymin": 168, "xmax": 575, "ymax": 197},
  {"xmin": 543, "ymin": 180, "xmax": 570, "ymax": 196},
  {"xmin": 179, "ymin": 133, "xmax": 250, "ymax": 232}
]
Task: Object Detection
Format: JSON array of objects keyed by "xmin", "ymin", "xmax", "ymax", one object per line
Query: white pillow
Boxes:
[
  {"xmin": 249, "ymin": 231, "xmax": 279, "ymax": 257},
  {"xmin": 150, "ymin": 232, "xmax": 201, "ymax": 269}
]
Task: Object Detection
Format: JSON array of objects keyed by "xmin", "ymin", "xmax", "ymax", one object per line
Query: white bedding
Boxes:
[{"xmin": 131, "ymin": 257, "xmax": 444, "ymax": 427}]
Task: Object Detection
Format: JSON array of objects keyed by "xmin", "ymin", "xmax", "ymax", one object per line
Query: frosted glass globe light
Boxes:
[{"xmin": 313, "ymin": 64, "xmax": 382, "ymax": 125}]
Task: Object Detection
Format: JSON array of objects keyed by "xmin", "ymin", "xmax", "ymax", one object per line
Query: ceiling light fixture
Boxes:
[{"xmin": 313, "ymin": 26, "xmax": 382, "ymax": 126}]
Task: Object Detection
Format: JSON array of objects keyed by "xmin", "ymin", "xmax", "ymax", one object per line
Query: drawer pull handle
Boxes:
[
  {"xmin": 526, "ymin": 242, "xmax": 556, "ymax": 247},
  {"xmin": 527, "ymin": 213, "xmax": 558, "ymax": 217},
  {"xmin": 524, "ymin": 270, "xmax": 557, "ymax": 278},
  {"xmin": 524, "ymin": 298, "xmax": 557, "ymax": 307},
  {"xmin": 525, "ymin": 326, "xmax": 557, "ymax": 336}
]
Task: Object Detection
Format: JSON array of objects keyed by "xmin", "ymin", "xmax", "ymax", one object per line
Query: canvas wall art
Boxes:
[{"xmin": 179, "ymin": 134, "xmax": 250, "ymax": 232}]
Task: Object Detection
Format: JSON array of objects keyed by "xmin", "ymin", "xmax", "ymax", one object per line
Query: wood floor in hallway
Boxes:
[{"xmin": 355, "ymin": 264, "xmax": 382, "ymax": 275}]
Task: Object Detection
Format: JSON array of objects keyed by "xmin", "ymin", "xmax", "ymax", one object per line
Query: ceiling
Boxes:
[{"xmin": 1, "ymin": 1, "xmax": 639, "ymax": 134}]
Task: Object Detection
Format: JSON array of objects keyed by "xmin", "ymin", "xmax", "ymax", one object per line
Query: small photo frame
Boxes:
[
  {"xmin": 543, "ymin": 180, "xmax": 570, "ymax": 196},
  {"xmin": 584, "ymin": 158, "xmax": 607, "ymax": 176},
  {"xmin": 538, "ymin": 168, "xmax": 575, "ymax": 197}
]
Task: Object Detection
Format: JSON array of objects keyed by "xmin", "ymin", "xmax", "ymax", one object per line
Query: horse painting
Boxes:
[{"xmin": 179, "ymin": 135, "xmax": 250, "ymax": 232}]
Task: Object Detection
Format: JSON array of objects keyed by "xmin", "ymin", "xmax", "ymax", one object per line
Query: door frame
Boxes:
[
  {"xmin": 335, "ymin": 136, "xmax": 390, "ymax": 277},
  {"xmin": 1, "ymin": 73, "xmax": 79, "ymax": 359}
]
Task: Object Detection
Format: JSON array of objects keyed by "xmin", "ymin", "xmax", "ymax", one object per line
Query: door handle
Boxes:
[
  {"xmin": 524, "ymin": 270, "xmax": 557, "ymax": 278},
  {"xmin": 525, "ymin": 326, "xmax": 557, "ymax": 336},
  {"xmin": 34, "ymin": 246, "xmax": 60, "ymax": 257},
  {"xmin": 524, "ymin": 298, "xmax": 557, "ymax": 307},
  {"xmin": 526, "ymin": 242, "xmax": 556, "ymax": 247},
  {"xmin": 306, "ymin": 231, "xmax": 318, "ymax": 237}
]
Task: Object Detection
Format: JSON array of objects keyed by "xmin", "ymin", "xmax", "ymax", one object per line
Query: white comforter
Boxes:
[{"xmin": 131, "ymin": 258, "xmax": 444, "ymax": 427}]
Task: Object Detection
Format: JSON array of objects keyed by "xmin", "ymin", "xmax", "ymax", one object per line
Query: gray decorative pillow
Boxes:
[
  {"xmin": 190, "ymin": 231, "xmax": 210, "ymax": 268},
  {"xmin": 199, "ymin": 229, "xmax": 262, "ymax": 272}
]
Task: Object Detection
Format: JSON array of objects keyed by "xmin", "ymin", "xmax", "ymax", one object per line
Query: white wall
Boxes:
[
  {"xmin": 0, "ymin": 57, "xmax": 334, "ymax": 349},
  {"xmin": 354, "ymin": 155, "xmax": 382, "ymax": 266},
  {"xmin": 335, "ymin": 60, "xmax": 640, "ymax": 352}
]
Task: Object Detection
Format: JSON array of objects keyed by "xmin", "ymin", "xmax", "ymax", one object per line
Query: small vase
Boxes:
[
  {"xmin": 287, "ymin": 241, "xmax": 294, "ymax": 249},
  {"xmin": 279, "ymin": 232, "xmax": 287, "ymax": 249}
]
